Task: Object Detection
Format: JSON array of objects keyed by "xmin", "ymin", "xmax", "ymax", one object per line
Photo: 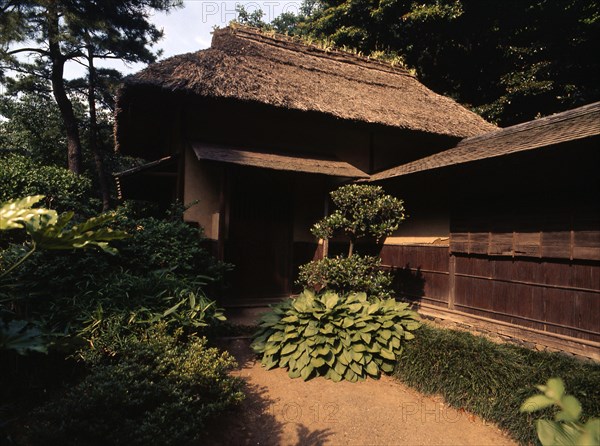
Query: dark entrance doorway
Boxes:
[{"xmin": 226, "ymin": 167, "xmax": 293, "ymax": 298}]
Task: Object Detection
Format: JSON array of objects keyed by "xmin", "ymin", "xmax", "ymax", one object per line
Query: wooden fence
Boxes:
[{"xmin": 379, "ymin": 244, "xmax": 600, "ymax": 352}]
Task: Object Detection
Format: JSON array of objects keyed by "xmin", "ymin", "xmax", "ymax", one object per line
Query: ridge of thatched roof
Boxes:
[
  {"xmin": 369, "ymin": 101, "xmax": 600, "ymax": 181},
  {"xmin": 119, "ymin": 25, "xmax": 496, "ymax": 139}
]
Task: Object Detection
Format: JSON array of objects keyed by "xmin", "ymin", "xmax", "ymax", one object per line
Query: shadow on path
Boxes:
[{"xmin": 205, "ymin": 338, "xmax": 333, "ymax": 445}]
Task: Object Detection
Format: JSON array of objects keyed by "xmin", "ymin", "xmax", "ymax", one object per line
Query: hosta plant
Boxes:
[
  {"xmin": 251, "ymin": 290, "xmax": 420, "ymax": 382},
  {"xmin": 520, "ymin": 378, "xmax": 600, "ymax": 446}
]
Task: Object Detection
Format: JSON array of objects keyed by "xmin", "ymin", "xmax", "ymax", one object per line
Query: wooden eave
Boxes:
[{"xmin": 191, "ymin": 142, "xmax": 369, "ymax": 178}]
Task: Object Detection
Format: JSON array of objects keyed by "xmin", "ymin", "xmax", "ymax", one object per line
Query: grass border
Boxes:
[{"xmin": 393, "ymin": 324, "xmax": 600, "ymax": 445}]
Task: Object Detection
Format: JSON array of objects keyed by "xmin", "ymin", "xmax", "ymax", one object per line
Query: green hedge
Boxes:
[{"xmin": 393, "ymin": 324, "xmax": 600, "ymax": 445}]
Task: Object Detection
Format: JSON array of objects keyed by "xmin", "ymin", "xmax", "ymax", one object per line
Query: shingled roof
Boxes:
[
  {"xmin": 369, "ymin": 101, "xmax": 600, "ymax": 181},
  {"xmin": 117, "ymin": 25, "xmax": 496, "ymax": 139}
]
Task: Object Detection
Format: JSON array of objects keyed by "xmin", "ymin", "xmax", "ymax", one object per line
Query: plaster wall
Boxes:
[
  {"xmin": 385, "ymin": 211, "xmax": 450, "ymax": 245},
  {"xmin": 183, "ymin": 146, "xmax": 221, "ymax": 240}
]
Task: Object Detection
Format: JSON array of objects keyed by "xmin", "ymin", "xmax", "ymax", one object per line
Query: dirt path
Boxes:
[{"xmin": 210, "ymin": 338, "xmax": 516, "ymax": 446}]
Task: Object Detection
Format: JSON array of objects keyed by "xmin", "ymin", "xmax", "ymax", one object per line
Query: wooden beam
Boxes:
[{"xmin": 448, "ymin": 254, "xmax": 456, "ymax": 310}]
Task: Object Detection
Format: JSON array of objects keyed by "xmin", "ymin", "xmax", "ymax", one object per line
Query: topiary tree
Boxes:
[
  {"xmin": 311, "ymin": 184, "xmax": 405, "ymax": 256},
  {"xmin": 297, "ymin": 185, "xmax": 405, "ymax": 298}
]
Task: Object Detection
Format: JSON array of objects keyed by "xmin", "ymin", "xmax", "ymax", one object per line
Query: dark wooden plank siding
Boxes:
[
  {"xmin": 451, "ymin": 226, "xmax": 600, "ymax": 262},
  {"xmin": 380, "ymin": 242, "xmax": 599, "ymax": 342},
  {"xmin": 452, "ymin": 254, "xmax": 600, "ymax": 342},
  {"xmin": 380, "ymin": 245, "xmax": 449, "ymax": 307}
]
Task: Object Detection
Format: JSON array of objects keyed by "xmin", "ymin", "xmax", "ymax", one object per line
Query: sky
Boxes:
[{"xmin": 62, "ymin": 0, "xmax": 302, "ymax": 79}]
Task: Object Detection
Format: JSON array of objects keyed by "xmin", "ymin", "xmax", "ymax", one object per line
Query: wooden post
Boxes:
[
  {"xmin": 448, "ymin": 253, "xmax": 456, "ymax": 310},
  {"xmin": 217, "ymin": 166, "xmax": 229, "ymax": 261}
]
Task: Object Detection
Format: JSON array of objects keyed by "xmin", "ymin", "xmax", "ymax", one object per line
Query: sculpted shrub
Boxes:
[
  {"xmin": 299, "ymin": 184, "xmax": 405, "ymax": 297},
  {"xmin": 251, "ymin": 290, "xmax": 420, "ymax": 382},
  {"xmin": 296, "ymin": 254, "xmax": 393, "ymax": 299}
]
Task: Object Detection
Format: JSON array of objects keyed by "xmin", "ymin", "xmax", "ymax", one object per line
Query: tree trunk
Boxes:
[
  {"xmin": 47, "ymin": 4, "xmax": 83, "ymax": 174},
  {"xmin": 87, "ymin": 45, "xmax": 111, "ymax": 211},
  {"xmin": 322, "ymin": 238, "xmax": 329, "ymax": 258},
  {"xmin": 348, "ymin": 239, "xmax": 354, "ymax": 257}
]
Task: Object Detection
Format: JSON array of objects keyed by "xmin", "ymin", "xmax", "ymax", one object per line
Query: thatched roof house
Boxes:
[
  {"xmin": 114, "ymin": 25, "xmax": 598, "ymax": 358},
  {"xmin": 116, "ymin": 25, "xmax": 495, "ymax": 156}
]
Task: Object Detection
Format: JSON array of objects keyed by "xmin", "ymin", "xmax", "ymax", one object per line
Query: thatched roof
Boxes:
[
  {"xmin": 119, "ymin": 26, "xmax": 496, "ymax": 139},
  {"xmin": 369, "ymin": 101, "xmax": 600, "ymax": 181},
  {"xmin": 192, "ymin": 142, "xmax": 369, "ymax": 178}
]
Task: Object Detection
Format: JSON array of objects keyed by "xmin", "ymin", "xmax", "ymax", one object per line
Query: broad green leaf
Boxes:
[
  {"xmin": 349, "ymin": 361, "xmax": 363, "ymax": 375},
  {"xmin": 347, "ymin": 303, "xmax": 362, "ymax": 313},
  {"xmin": 322, "ymin": 292, "xmax": 339, "ymax": 309},
  {"xmin": 311, "ymin": 356, "xmax": 325, "ymax": 368},
  {"xmin": 379, "ymin": 329, "xmax": 392, "ymax": 340},
  {"xmin": 342, "ymin": 318, "xmax": 355, "ymax": 328},
  {"xmin": 579, "ymin": 419, "xmax": 600, "ymax": 446},
  {"xmin": 0, "ymin": 196, "xmax": 55, "ymax": 230},
  {"xmin": 279, "ymin": 355, "xmax": 291, "ymax": 368},
  {"xmin": 545, "ymin": 378, "xmax": 565, "ymax": 400},
  {"xmin": 263, "ymin": 356, "xmax": 278, "ymax": 370},
  {"xmin": 280, "ymin": 343, "xmax": 297, "ymax": 356},
  {"xmin": 334, "ymin": 360, "xmax": 347, "ymax": 376},
  {"xmin": 365, "ymin": 361, "xmax": 379, "ymax": 377},
  {"xmin": 328, "ymin": 369, "xmax": 343, "ymax": 382},
  {"xmin": 367, "ymin": 303, "xmax": 380, "ymax": 314},
  {"xmin": 536, "ymin": 420, "xmax": 580, "ymax": 446},
  {"xmin": 300, "ymin": 364, "xmax": 314, "ymax": 381},
  {"xmin": 321, "ymin": 323, "xmax": 334, "ymax": 334},
  {"xmin": 520, "ymin": 395, "xmax": 555, "ymax": 413},
  {"xmin": 380, "ymin": 361, "xmax": 395, "ymax": 373},
  {"xmin": 366, "ymin": 343, "xmax": 381, "ymax": 353},
  {"xmin": 556, "ymin": 395, "xmax": 582, "ymax": 422},
  {"xmin": 296, "ymin": 353, "xmax": 310, "ymax": 369},
  {"xmin": 351, "ymin": 350, "xmax": 362, "ymax": 362},
  {"xmin": 380, "ymin": 347, "xmax": 395, "ymax": 360},
  {"xmin": 344, "ymin": 368, "xmax": 357, "ymax": 382},
  {"xmin": 304, "ymin": 323, "xmax": 319, "ymax": 337},
  {"xmin": 352, "ymin": 343, "xmax": 366, "ymax": 353}
]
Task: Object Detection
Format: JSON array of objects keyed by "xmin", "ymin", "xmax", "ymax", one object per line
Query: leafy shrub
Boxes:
[
  {"xmin": 297, "ymin": 254, "xmax": 393, "ymax": 299},
  {"xmin": 76, "ymin": 281, "xmax": 227, "ymax": 345},
  {"xmin": 114, "ymin": 212, "xmax": 231, "ymax": 281},
  {"xmin": 251, "ymin": 290, "xmax": 420, "ymax": 382},
  {"xmin": 394, "ymin": 325, "xmax": 600, "ymax": 445},
  {"xmin": 521, "ymin": 377, "xmax": 600, "ymax": 446},
  {"xmin": 3, "ymin": 200, "xmax": 230, "ymax": 342},
  {"xmin": 311, "ymin": 184, "xmax": 405, "ymax": 256},
  {"xmin": 0, "ymin": 154, "xmax": 95, "ymax": 214},
  {"xmin": 28, "ymin": 324, "xmax": 244, "ymax": 446},
  {"xmin": 0, "ymin": 195, "xmax": 127, "ymax": 354}
]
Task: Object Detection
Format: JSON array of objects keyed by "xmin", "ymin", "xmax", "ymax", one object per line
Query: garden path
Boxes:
[{"xmin": 209, "ymin": 338, "xmax": 517, "ymax": 446}]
